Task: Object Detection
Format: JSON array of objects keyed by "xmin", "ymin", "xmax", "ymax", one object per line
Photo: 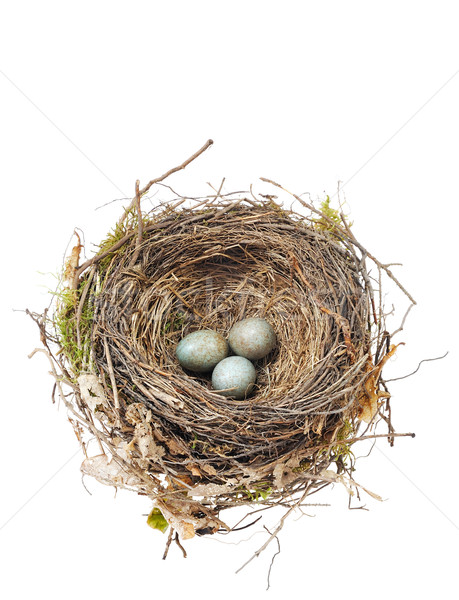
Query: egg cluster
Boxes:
[{"xmin": 175, "ymin": 317, "xmax": 276, "ymax": 399}]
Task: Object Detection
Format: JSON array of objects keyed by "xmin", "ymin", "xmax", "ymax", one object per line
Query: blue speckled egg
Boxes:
[
  {"xmin": 211, "ymin": 356, "xmax": 256, "ymax": 399},
  {"xmin": 228, "ymin": 317, "xmax": 276, "ymax": 360},
  {"xmin": 176, "ymin": 330, "xmax": 229, "ymax": 373}
]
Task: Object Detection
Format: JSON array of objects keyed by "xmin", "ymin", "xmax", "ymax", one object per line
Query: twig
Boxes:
[
  {"xmin": 342, "ymin": 233, "xmax": 417, "ymax": 305},
  {"xmin": 118, "ymin": 139, "xmax": 214, "ymax": 225},
  {"xmin": 306, "ymin": 431, "xmax": 415, "ymax": 454},
  {"xmin": 385, "ymin": 352, "xmax": 449, "ymax": 382},
  {"xmin": 206, "ymin": 177, "xmax": 226, "ymax": 203},
  {"xmin": 128, "ymin": 179, "xmax": 143, "ymax": 267},
  {"xmin": 72, "ymin": 140, "xmax": 214, "ymax": 288},
  {"xmin": 174, "ymin": 532, "xmax": 188, "ymax": 558},
  {"xmin": 219, "ymin": 516, "xmax": 262, "ymax": 533},
  {"xmin": 264, "ymin": 526, "xmax": 281, "ymax": 591},
  {"xmin": 341, "ymin": 215, "xmax": 378, "ymax": 325},
  {"xmin": 163, "ymin": 284, "xmax": 206, "ymax": 319},
  {"xmin": 162, "ymin": 527, "xmax": 174, "ymax": 560},
  {"xmin": 75, "ymin": 267, "xmax": 95, "ymax": 350},
  {"xmin": 103, "ymin": 337, "xmax": 120, "ymax": 409},
  {"xmin": 73, "ymin": 231, "xmax": 135, "ymax": 288},
  {"xmin": 390, "ymin": 302, "xmax": 415, "ymax": 338},
  {"xmin": 377, "ymin": 400, "xmax": 396, "ymax": 446}
]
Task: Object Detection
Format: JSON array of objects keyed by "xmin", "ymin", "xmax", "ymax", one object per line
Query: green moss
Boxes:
[
  {"xmin": 97, "ymin": 207, "xmax": 138, "ymax": 274},
  {"xmin": 293, "ymin": 420, "xmax": 355, "ymax": 475},
  {"xmin": 330, "ymin": 419, "xmax": 355, "ymax": 467},
  {"xmin": 189, "ymin": 433, "xmax": 233, "ymax": 457},
  {"xmin": 163, "ymin": 311, "xmax": 185, "ymax": 334},
  {"xmin": 96, "ymin": 205, "xmax": 153, "ymax": 275},
  {"xmin": 54, "ymin": 279, "xmax": 94, "ymax": 376},
  {"xmin": 292, "ymin": 458, "xmax": 312, "ymax": 473},
  {"xmin": 313, "ymin": 196, "xmax": 351, "ymax": 235},
  {"xmin": 236, "ymin": 482, "xmax": 272, "ymax": 502}
]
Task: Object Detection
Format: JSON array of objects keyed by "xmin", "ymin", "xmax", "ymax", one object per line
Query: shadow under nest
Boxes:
[{"xmin": 32, "ymin": 184, "xmax": 413, "ymax": 545}]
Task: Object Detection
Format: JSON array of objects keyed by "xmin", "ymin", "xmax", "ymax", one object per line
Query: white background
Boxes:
[{"xmin": 1, "ymin": 1, "xmax": 458, "ymax": 598}]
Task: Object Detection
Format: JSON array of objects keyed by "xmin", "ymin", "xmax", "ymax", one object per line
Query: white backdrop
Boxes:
[{"xmin": 1, "ymin": 1, "xmax": 458, "ymax": 598}]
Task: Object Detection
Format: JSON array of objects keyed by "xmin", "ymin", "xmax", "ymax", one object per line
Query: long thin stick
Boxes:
[
  {"xmin": 305, "ymin": 431, "xmax": 415, "ymax": 454},
  {"xmin": 385, "ymin": 352, "xmax": 448, "ymax": 382},
  {"xmin": 72, "ymin": 139, "xmax": 214, "ymax": 288},
  {"xmin": 103, "ymin": 337, "xmax": 120, "ymax": 409},
  {"xmin": 128, "ymin": 179, "xmax": 143, "ymax": 267},
  {"xmin": 118, "ymin": 139, "xmax": 214, "ymax": 225}
]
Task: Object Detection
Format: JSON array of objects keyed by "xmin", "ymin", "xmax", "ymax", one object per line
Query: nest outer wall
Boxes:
[{"xmin": 35, "ymin": 177, "xmax": 413, "ymax": 541}]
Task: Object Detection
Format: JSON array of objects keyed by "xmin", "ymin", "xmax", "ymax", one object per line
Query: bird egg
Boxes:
[
  {"xmin": 228, "ymin": 317, "xmax": 276, "ymax": 360},
  {"xmin": 175, "ymin": 329, "xmax": 229, "ymax": 373},
  {"xmin": 211, "ymin": 356, "xmax": 257, "ymax": 399}
]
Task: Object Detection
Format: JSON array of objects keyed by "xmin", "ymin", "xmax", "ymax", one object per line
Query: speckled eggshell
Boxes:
[
  {"xmin": 211, "ymin": 356, "xmax": 256, "ymax": 399},
  {"xmin": 228, "ymin": 317, "xmax": 276, "ymax": 360},
  {"xmin": 175, "ymin": 330, "xmax": 229, "ymax": 373}
]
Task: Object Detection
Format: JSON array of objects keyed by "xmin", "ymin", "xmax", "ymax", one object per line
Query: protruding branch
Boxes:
[
  {"xmin": 118, "ymin": 138, "xmax": 214, "ymax": 225},
  {"xmin": 72, "ymin": 140, "xmax": 214, "ymax": 287}
]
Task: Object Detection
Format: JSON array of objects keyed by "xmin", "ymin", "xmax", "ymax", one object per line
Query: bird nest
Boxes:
[{"xmin": 29, "ymin": 142, "xmax": 415, "ymax": 555}]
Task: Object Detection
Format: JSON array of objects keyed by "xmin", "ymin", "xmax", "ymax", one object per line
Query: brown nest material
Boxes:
[{"xmin": 29, "ymin": 141, "xmax": 415, "ymax": 554}]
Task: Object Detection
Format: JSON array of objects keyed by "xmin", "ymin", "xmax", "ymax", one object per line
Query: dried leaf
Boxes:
[
  {"xmin": 319, "ymin": 469, "xmax": 382, "ymax": 502},
  {"xmin": 175, "ymin": 475, "xmax": 193, "ymax": 488},
  {"xmin": 201, "ymin": 463, "xmax": 218, "ymax": 476},
  {"xmin": 166, "ymin": 437, "xmax": 186, "ymax": 456},
  {"xmin": 180, "ymin": 522, "xmax": 195, "ymax": 540},
  {"xmin": 358, "ymin": 344, "xmax": 402, "ymax": 423},
  {"xmin": 191, "ymin": 481, "xmax": 237, "ymax": 497},
  {"xmin": 136, "ymin": 424, "xmax": 166, "ymax": 461},
  {"xmin": 125, "ymin": 402, "xmax": 149, "ymax": 425},
  {"xmin": 78, "ymin": 373, "xmax": 108, "ymax": 412},
  {"xmin": 81, "ymin": 452, "xmax": 143, "ymax": 488},
  {"xmin": 159, "ymin": 504, "xmax": 196, "ymax": 540},
  {"xmin": 124, "ymin": 404, "xmax": 167, "ymax": 462},
  {"xmin": 273, "ymin": 463, "xmax": 289, "ymax": 489},
  {"xmin": 63, "ymin": 231, "xmax": 82, "ymax": 287},
  {"xmin": 186, "ymin": 464, "xmax": 202, "ymax": 478}
]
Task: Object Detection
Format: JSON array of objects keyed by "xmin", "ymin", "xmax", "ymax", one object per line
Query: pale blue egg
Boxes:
[
  {"xmin": 176, "ymin": 330, "xmax": 229, "ymax": 373},
  {"xmin": 228, "ymin": 317, "xmax": 276, "ymax": 360},
  {"xmin": 211, "ymin": 356, "xmax": 256, "ymax": 399}
]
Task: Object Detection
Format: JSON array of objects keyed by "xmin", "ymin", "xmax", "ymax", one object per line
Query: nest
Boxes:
[{"xmin": 30, "ymin": 142, "xmax": 415, "ymax": 552}]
